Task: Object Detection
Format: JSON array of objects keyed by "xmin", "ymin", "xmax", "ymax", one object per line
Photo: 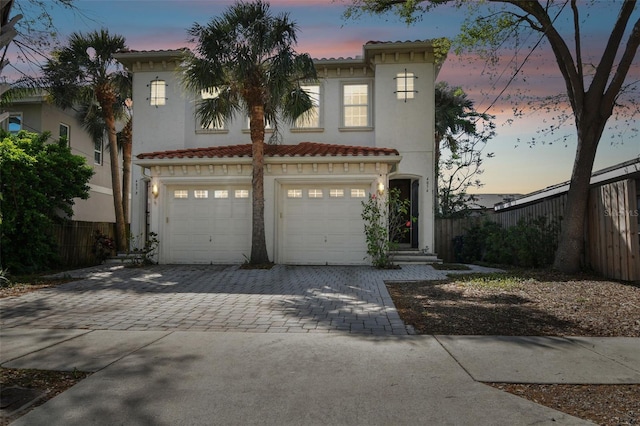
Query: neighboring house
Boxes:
[
  {"xmin": 1, "ymin": 92, "xmax": 117, "ymax": 223},
  {"xmin": 0, "ymin": 0, "xmax": 20, "ymax": 100},
  {"xmin": 468, "ymin": 193, "xmax": 523, "ymax": 215},
  {"xmin": 115, "ymin": 40, "xmax": 443, "ymax": 265},
  {"xmin": 494, "ymin": 158, "xmax": 640, "ymax": 281}
]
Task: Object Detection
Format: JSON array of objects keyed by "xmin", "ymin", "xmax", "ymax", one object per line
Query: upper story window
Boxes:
[
  {"xmin": 293, "ymin": 84, "xmax": 321, "ymax": 130},
  {"xmin": 59, "ymin": 123, "xmax": 70, "ymax": 146},
  {"xmin": 94, "ymin": 139, "xmax": 102, "ymax": 165},
  {"xmin": 149, "ymin": 79, "xmax": 166, "ymax": 106},
  {"xmin": 5, "ymin": 113, "xmax": 22, "ymax": 134},
  {"xmin": 342, "ymin": 83, "xmax": 371, "ymax": 128},
  {"xmin": 197, "ymin": 88, "xmax": 226, "ymax": 132},
  {"xmin": 244, "ymin": 116, "xmax": 273, "ymax": 132},
  {"xmin": 395, "ymin": 70, "xmax": 417, "ymax": 101}
]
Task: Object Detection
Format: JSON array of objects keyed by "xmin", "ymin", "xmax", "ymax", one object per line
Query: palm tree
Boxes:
[
  {"xmin": 434, "ymin": 82, "xmax": 493, "ymax": 217},
  {"xmin": 76, "ymin": 77, "xmax": 133, "ymax": 222},
  {"xmin": 182, "ymin": 0, "xmax": 317, "ymax": 264},
  {"xmin": 434, "ymin": 82, "xmax": 487, "ymax": 167},
  {"xmin": 76, "ymin": 108, "xmax": 133, "ymax": 222},
  {"xmin": 41, "ymin": 29, "xmax": 129, "ymax": 252}
]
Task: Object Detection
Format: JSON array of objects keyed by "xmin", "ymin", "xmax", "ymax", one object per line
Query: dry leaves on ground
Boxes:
[
  {"xmin": 386, "ymin": 268, "xmax": 640, "ymax": 426},
  {"xmin": 0, "ymin": 368, "xmax": 91, "ymax": 426}
]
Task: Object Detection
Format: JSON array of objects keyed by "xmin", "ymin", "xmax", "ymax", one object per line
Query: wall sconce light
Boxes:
[
  {"xmin": 377, "ymin": 181, "xmax": 385, "ymax": 195},
  {"xmin": 152, "ymin": 183, "xmax": 159, "ymax": 198}
]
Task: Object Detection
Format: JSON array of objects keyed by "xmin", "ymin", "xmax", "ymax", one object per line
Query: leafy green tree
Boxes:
[
  {"xmin": 1, "ymin": 1, "xmax": 73, "ymax": 75},
  {"xmin": 182, "ymin": 0, "xmax": 317, "ymax": 264},
  {"xmin": 438, "ymin": 119, "xmax": 495, "ymax": 218},
  {"xmin": 0, "ymin": 130, "xmax": 93, "ymax": 273},
  {"xmin": 435, "ymin": 82, "xmax": 494, "ymax": 217},
  {"xmin": 435, "ymin": 82, "xmax": 488, "ymax": 167},
  {"xmin": 41, "ymin": 29, "xmax": 130, "ymax": 252},
  {"xmin": 346, "ymin": 0, "xmax": 640, "ymax": 273}
]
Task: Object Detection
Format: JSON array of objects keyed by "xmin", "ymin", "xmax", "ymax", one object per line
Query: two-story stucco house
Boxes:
[
  {"xmin": 115, "ymin": 40, "xmax": 443, "ymax": 265},
  {"xmin": 2, "ymin": 92, "xmax": 117, "ymax": 223}
]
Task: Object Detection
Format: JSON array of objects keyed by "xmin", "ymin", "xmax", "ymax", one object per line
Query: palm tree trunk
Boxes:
[
  {"xmin": 121, "ymin": 118, "xmax": 132, "ymax": 223},
  {"xmin": 97, "ymin": 86, "xmax": 127, "ymax": 252},
  {"xmin": 249, "ymin": 104, "xmax": 270, "ymax": 264}
]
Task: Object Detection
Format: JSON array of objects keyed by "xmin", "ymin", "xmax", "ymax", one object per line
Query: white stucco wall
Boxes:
[
  {"xmin": 371, "ymin": 54, "xmax": 436, "ymax": 253},
  {"xmin": 120, "ymin": 41, "xmax": 441, "ymax": 260}
]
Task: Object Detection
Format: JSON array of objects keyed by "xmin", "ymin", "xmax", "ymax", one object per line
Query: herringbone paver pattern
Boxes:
[{"xmin": 0, "ymin": 264, "xmax": 488, "ymax": 335}]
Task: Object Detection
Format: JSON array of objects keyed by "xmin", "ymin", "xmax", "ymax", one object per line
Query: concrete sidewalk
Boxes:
[
  {"xmin": 1, "ymin": 264, "xmax": 639, "ymax": 425},
  {"xmin": 2, "ymin": 328, "xmax": 639, "ymax": 425}
]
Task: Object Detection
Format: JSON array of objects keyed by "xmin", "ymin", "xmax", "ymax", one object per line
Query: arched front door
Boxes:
[{"xmin": 389, "ymin": 179, "xmax": 418, "ymax": 248}]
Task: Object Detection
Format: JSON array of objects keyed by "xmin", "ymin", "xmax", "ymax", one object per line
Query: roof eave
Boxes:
[
  {"xmin": 135, "ymin": 154, "xmax": 402, "ymax": 168},
  {"xmin": 113, "ymin": 49, "xmax": 188, "ymax": 69}
]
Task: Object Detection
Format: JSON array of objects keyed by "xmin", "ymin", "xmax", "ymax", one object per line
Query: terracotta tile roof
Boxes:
[
  {"xmin": 137, "ymin": 142, "xmax": 399, "ymax": 160},
  {"xmin": 117, "ymin": 48, "xmax": 189, "ymax": 54},
  {"xmin": 365, "ymin": 40, "xmax": 428, "ymax": 45}
]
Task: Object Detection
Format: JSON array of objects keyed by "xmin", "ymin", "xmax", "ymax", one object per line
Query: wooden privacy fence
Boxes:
[
  {"xmin": 51, "ymin": 221, "xmax": 116, "ymax": 267},
  {"xmin": 434, "ymin": 216, "xmax": 484, "ymax": 263},
  {"xmin": 492, "ymin": 194, "xmax": 566, "ymax": 229},
  {"xmin": 435, "ymin": 178, "xmax": 640, "ymax": 281},
  {"xmin": 587, "ymin": 179, "xmax": 640, "ymax": 282}
]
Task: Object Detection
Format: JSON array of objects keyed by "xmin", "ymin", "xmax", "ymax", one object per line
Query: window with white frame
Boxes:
[
  {"xmin": 287, "ymin": 189, "xmax": 302, "ymax": 198},
  {"xmin": 350, "ymin": 188, "xmax": 366, "ymax": 198},
  {"xmin": 94, "ymin": 139, "xmax": 102, "ymax": 165},
  {"xmin": 149, "ymin": 79, "xmax": 166, "ymax": 106},
  {"xmin": 7, "ymin": 113, "xmax": 22, "ymax": 134},
  {"xmin": 245, "ymin": 116, "xmax": 273, "ymax": 131},
  {"xmin": 342, "ymin": 83, "xmax": 370, "ymax": 127},
  {"xmin": 214, "ymin": 190, "xmax": 228, "ymax": 199},
  {"xmin": 235, "ymin": 189, "xmax": 249, "ymax": 198},
  {"xmin": 194, "ymin": 190, "xmax": 209, "ymax": 199},
  {"xmin": 174, "ymin": 190, "xmax": 188, "ymax": 199},
  {"xmin": 308, "ymin": 189, "xmax": 323, "ymax": 198},
  {"xmin": 59, "ymin": 123, "xmax": 70, "ymax": 146},
  {"xmin": 293, "ymin": 84, "xmax": 321, "ymax": 129},
  {"xmin": 329, "ymin": 189, "xmax": 344, "ymax": 198},
  {"xmin": 198, "ymin": 88, "xmax": 226, "ymax": 131}
]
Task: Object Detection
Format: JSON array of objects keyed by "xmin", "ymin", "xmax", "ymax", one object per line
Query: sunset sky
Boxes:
[{"xmin": 9, "ymin": 0, "xmax": 640, "ymax": 195}]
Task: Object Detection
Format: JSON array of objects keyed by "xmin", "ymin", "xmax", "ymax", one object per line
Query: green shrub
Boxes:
[
  {"xmin": 361, "ymin": 188, "xmax": 413, "ymax": 268},
  {"xmin": 454, "ymin": 216, "xmax": 560, "ymax": 268},
  {"xmin": 0, "ymin": 130, "xmax": 93, "ymax": 274}
]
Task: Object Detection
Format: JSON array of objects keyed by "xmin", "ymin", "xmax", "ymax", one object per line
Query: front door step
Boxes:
[
  {"xmin": 104, "ymin": 252, "xmax": 145, "ymax": 265},
  {"xmin": 390, "ymin": 250, "xmax": 442, "ymax": 264}
]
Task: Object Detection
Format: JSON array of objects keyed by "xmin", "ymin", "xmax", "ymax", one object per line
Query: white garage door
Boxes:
[
  {"xmin": 165, "ymin": 185, "xmax": 251, "ymax": 263},
  {"xmin": 280, "ymin": 184, "xmax": 369, "ymax": 265}
]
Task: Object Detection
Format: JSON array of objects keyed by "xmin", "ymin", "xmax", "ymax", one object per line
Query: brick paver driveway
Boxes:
[{"xmin": 0, "ymin": 264, "xmax": 452, "ymax": 335}]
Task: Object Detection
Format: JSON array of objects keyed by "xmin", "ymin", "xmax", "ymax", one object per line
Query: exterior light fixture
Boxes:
[
  {"xmin": 377, "ymin": 181, "xmax": 385, "ymax": 195},
  {"xmin": 152, "ymin": 183, "xmax": 159, "ymax": 198}
]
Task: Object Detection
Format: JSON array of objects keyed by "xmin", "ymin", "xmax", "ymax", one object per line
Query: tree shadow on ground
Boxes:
[
  {"xmin": 0, "ymin": 265, "xmax": 413, "ymax": 337},
  {"xmin": 386, "ymin": 281, "xmax": 578, "ymax": 336}
]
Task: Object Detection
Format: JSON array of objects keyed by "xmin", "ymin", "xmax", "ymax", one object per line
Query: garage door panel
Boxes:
[
  {"xmin": 166, "ymin": 185, "xmax": 250, "ymax": 264},
  {"xmin": 281, "ymin": 184, "xmax": 368, "ymax": 265}
]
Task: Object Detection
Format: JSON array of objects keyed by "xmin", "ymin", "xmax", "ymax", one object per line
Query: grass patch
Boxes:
[{"xmin": 448, "ymin": 272, "xmax": 531, "ymax": 290}]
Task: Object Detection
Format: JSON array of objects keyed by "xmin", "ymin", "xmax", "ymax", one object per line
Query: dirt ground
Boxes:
[{"xmin": 386, "ymin": 268, "xmax": 640, "ymax": 425}]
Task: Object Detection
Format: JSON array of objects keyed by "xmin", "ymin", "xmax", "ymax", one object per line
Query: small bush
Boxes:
[
  {"xmin": 92, "ymin": 230, "xmax": 116, "ymax": 263},
  {"xmin": 454, "ymin": 217, "xmax": 560, "ymax": 268},
  {"xmin": 361, "ymin": 188, "xmax": 413, "ymax": 269}
]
